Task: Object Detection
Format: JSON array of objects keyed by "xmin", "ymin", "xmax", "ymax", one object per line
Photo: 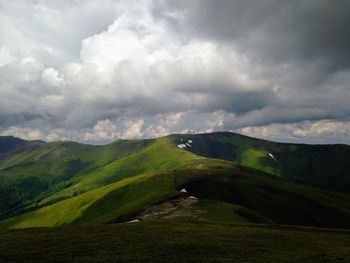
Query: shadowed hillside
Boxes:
[{"xmin": 168, "ymin": 132, "xmax": 350, "ymax": 193}]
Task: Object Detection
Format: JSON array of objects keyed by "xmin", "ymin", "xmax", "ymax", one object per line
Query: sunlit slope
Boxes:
[
  {"xmin": 169, "ymin": 132, "xmax": 350, "ymax": 193},
  {"xmin": 0, "ymin": 171, "xmax": 178, "ymax": 228},
  {"xmin": 0, "ymin": 136, "xmax": 201, "ymax": 219},
  {"xmin": 0, "ymin": 138, "xmax": 153, "ymax": 217},
  {"xmin": 3, "ymin": 158, "xmax": 350, "ymax": 229},
  {"xmin": 0, "ymin": 157, "xmax": 234, "ymax": 228},
  {"xmin": 36, "ymin": 137, "xmax": 201, "ymax": 206}
]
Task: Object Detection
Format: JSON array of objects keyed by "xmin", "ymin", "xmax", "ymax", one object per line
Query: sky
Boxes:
[{"xmin": 1, "ymin": 0, "xmax": 350, "ymax": 144}]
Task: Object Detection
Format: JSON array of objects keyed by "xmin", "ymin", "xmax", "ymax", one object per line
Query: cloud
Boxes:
[
  {"xmin": 154, "ymin": 0, "xmax": 350, "ymax": 70},
  {"xmin": 237, "ymin": 120, "xmax": 350, "ymax": 145},
  {"xmin": 0, "ymin": 0, "xmax": 350, "ymax": 144},
  {"xmin": 41, "ymin": 67, "xmax": 65, "ymax": 87}
]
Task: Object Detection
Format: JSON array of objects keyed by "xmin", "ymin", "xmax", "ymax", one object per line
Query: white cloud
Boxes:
[
  {"xmin": 0, "ymin": 126, "xmax": 45, "ymax": 141},
  {"xmin": 0, "ymin": 1, "xmax": 350, "ymax": 144},
  {"xmin": 237, "ymin": 120, "xmax": 350, "ymax": 144},
  {"xmin": 41, "ymin": 67, "xmax": 65, "ymax": 87},
  {"xmin": 122, "ymin": 119, "xmax": 145, "ymax": 139}
]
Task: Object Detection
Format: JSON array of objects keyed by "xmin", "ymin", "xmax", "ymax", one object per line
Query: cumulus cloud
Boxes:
[
  {"xmin": 0, "ymin": 111, "xmax": 225, "ymax": 144},
  {"xmin": 237, "ymin": 120, "xmax": 350, "ymax": 145},
  {"xmin": 41, "ymin": 67, "xmax": 64, "ymax": 87},
  {"xmin": 0, "ymin": 0, "xmax": 349, "ymax": 144}
]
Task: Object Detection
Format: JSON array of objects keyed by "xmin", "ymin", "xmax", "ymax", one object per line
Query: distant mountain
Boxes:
[
  {"xmin": 0, "ymin": 132, "xmax": 350, "ymax": 229},
  {"xmin": 0, "ymin": 136, "xmax": 41, "ymax": 156}
]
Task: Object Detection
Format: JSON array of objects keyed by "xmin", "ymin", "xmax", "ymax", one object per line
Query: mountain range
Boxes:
[{"xmin": 1, "ymin": 132, "xmax": 350, "ymax": 229}]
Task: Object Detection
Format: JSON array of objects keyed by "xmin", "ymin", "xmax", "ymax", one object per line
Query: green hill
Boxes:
[
  {"xmin": 0, "ymin": 132, "xmax": 350, "ymax": 230},
  {"xmin": 2, "ymin": 157, "xmax": 350, "ymax": 229},
  {"xmin": 0, "ymin": 138, "xmax": 153, "ymax": 217},
  {"xmin": 168, "ymin": 132, "xmax": 350, "ymax": 193}
]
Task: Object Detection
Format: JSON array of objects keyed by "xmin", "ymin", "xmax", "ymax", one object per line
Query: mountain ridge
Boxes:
[{"xmin": 0, "ymin": 132, "xmax": 350, "ymax": 229}]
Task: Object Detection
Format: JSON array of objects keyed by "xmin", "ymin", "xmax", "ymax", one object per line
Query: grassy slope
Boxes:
[
  {"xmin": 36, "ymin": 137, "xmax": 201, "ymax": 205},
  {"xmin": 3, "ymin": 159, "xmax": 350, "ymax": 229},
  {"xmin": 0, "ymin": 171, "xmax": 179, "ymax": 228},
  {"xmin": 0, "ymin": 137, "xmax": 204, "ymax": 227},
  {"xmin": 0, "ymin": 138, "xmax": 153, "ymax": 217},
  {"xmin": 1, "ymin": 133, "xmax": 350, "ymax": 230},
  {"xmin": 174, "ymin": 169, "xmax": 350, "ymax": 228},
  {"xmin": 170, "ymin": 132, "xmax": 350, "ymax": 193},
  {"xmin": 1, "ymin": 222, "xmax": 350, "ymax": 263}
]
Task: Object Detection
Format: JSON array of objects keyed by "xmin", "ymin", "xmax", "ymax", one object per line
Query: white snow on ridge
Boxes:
[
  {"xmin": 269, "ymin": 153, "xmax": 277, "ymax": 161},
  {"xmin": 178, "ymin": 139, "xmax": 193, "ymax": 149},
  {"xmin": 127, "ymin": 219, "xmax": 140, "ymax": 223}
]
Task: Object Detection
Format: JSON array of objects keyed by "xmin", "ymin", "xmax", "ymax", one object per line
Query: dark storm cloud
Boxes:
[{"xmin": 154, "ymin": 0, "xmax": 350, "ymax": 71}]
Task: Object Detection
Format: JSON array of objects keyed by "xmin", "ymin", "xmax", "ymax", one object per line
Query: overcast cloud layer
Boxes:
[{"xmin": 0, "ymin": 0, "xmax": 350, "ymax": 144}]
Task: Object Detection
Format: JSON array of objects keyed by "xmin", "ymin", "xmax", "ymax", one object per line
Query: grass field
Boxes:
[{"xmin": 1, "ymin": 222, "xmax": 349, "ymax": 262}]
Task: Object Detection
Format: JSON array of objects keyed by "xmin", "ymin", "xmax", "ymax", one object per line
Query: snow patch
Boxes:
[
  {"xmin": 178, "ymin": 139, "xmax": 193, "ymax": 149},
  {"xmin": 127, "ymin": 219, "xmax": 140, "ymax": 223},
  {"xmin": 177, "ymin": 144, "xmax": 187, "ymax": 149},
  {"xmin": 180, "ymin": 188, "xmax": 187, "ymax": 193},
  {"xmin": 269, "ymin": 153, "xmax": 277, "ymax": 161}
]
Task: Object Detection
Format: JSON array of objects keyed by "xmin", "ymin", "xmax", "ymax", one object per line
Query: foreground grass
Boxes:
[{"xmin": 0, "ymin": 222, "xmax": 349, "ymax": 263}]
